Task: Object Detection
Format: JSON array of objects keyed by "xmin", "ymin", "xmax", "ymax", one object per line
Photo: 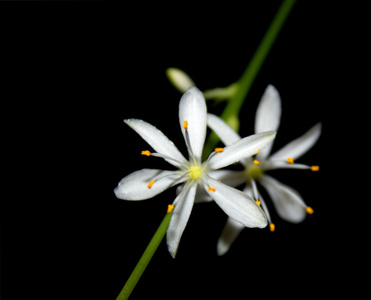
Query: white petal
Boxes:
[
  {"xmin": 179, "ymin": 87, "xmax": 207, "ymax": 163},
  {"xmin": 208, "ymin": 169, "xmax": 246, "ymax": 187},
  {"xmin": 262, "ymin": 161, "xmax": 311, "ymax": 171},
  {"xmin": 208, "ymin": 131, "xmax": 276, "ymax": 170},
  {"xmin": 217, "ymin": 217, "xmax": 245, "ymax": 256},
  {"xmin": 255, "ymin": 85, "xmax": 281, "ymax": 133},
  {"xmin": 242, "ymin": 185, "xmax": 254, "ymax": 198},
  {"xmin": 259, "ymin": 174, "xmax": 307, "ymax": 223},
  {"xmin": 194, "ymin": 170, "xmax": 246, "ymax": 203},
  {"xmin": 255, "ymin": 85, "xmax": 281, "ymax": 160},
  {"xmin": 114, "ymin": 169, "xmax": 184, "ymax": 200},
  {"xmin": 193, "ymin": 185, "xmax": 213, "ymax": 203},
  {"xmin": 269, "ymin": 122, "xmax": 322, "ymax": 161},
  {"xmin": 124, "ymin": 119, "xmax": 188, "ymax": 169},
  {"xmin": 176, "ymin": 183, "xmax": 212, "ymax": 203},
  {"xmin": 167, "ymin": 183, "xmax": 197, "ymax": 258},
  {"xmin": 207, "ymin": 113, "xmax": 241, "ymax": 146},
  {"xmin": 203, "ymin": 176, "xmax": 267, "ymax": 228}
]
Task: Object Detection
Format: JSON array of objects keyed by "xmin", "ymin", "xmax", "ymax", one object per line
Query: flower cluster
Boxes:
[
  {"xmin": 115, "ymin": 69, "xmax": 320, "ymax": 257},
  {"xmin": 115, "ymin": 87, "xmax": 275, "ymax": 257}
]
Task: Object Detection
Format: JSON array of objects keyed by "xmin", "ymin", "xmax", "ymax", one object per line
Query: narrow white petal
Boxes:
[
  {"xmin": 208, "ymin": 131, "xmax": 276, "ymax": 170},
  {"xmin": 203, "ymin": 176, "xmax": 267, "ymax": 228},
  {"xmin": 255, "ymin": 85, "xmax": 282, "ymax": 133},
  {"xmin": 269, "ymin": 122, "xmax": 322, "ymax": 161},
  {"xmin": 167, "ymin": 183, "xmax": 197, "ymax": 258},
  {"xmin": 207, "ymin": 113, "xmax": 241, "ymax": 146},
  {"xmin": 124, "ymin": 119, "xmax": 188, "ymax": 169},
  {"xmin": 259, "ymin": 174, "xmax": 307, "ymax": 223},
  {"xmin": 217, "ymin": 217, "xmax": 245, "ymax": 256},
  {"xmin": 114, "ymin": 169, "xmax": 184, "ymax": 200},
  {"xmin": 193, "ymin": 185, "xmax": 213, "ymax": 203},
  {"xmin": 208, "ymin": 169, "xmax": 246, "ymax": 187},
  {"xmin": 262, "ymin": 161, "xmax": 311, "ymax": 171},
  {"xmin": 194, "ymin": 170, "xmax": 246, "ymax": 203},
  {"xmin": 255, "ymin": 85, "xmax": 281, "ymax": 160},
  {"xmin": 179, "ymin": 87, "xmax": 207, "ymax": 163},
  {"xmin": 176, "ymin": 183, "xmax": 212, "ymax": 203}
]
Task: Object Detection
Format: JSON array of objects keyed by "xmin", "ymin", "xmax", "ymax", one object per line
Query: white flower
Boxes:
[
  {"xmin": 207, "ymin": 85, "xmax": 321, "ymax": 255},
  {"xmin": 114, "ymin": 87, "xmax": 276, "ymax": 258}
]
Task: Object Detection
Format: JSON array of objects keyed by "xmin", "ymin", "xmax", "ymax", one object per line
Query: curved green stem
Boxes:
[
  {"xmin": 116, "ymin": 208, "xmax": 173, "ymax": 300},
  {"xmin": 203, "ymin": 0, "xmax": 296, "ymax": 158}
]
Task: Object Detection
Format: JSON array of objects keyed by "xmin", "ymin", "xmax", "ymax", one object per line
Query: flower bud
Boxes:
[{"xmin": 166, "ymin": 67, "xmax": 195, "ymax": 93}]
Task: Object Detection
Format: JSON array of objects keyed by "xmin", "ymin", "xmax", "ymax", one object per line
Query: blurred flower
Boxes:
[{"xmin": 206, "ymin": 85, "xmax": 321, "ymax": 255}]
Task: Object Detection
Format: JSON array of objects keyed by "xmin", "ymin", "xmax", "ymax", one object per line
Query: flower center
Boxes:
[
  {"xmin": 188, "ymin": 166, "xmax": 202, "ymax": 179},
  {"xmin": 246, "ymin": 164, "xmax": 263, "ymax": 180}
]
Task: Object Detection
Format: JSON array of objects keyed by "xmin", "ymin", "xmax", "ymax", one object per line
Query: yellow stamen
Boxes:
[
  {"xmin": 256, "ymin": 200, "xmax": 261, "ymax": 206},
  {"xmin": 257, "ymin": 149, "xmax": 261, "ymax": 153},
  {"xmin": 214, "ymin": 147, "xmax": 224, "ymax": 153},
  {"xmin": 306, "ymin": 206, "xmax": 314, "ymax": 214},
  {"xmin": 253, "ymin": 160, "xmax": 260, "ymax": 166},
  {"xmin": 311, "ymin": 165, "xmax": 320, "ymax": 172},
  {"xmin": 287, "ymin": 157, "xmax": 294, "ymax": 164},
  {"xmin": 141, "ymin": 150, "xmax": 151, "ymax": 156},
  {"xmin": 147, "ymin": 180, "xmax": 155, "ymax": 189},
  {"xmin": 167, "ymin": 204, "xmax": 175, "ymax": 214},
  {"xmin": 269, "ymin": 223, "xmax": 275, "ymax": 232},
  {"xmin": 188, "ymin": 166, "xmax": 202, "ymax": 179},
  {"xmin": 183, "ymin": 120, "xmax": 188, "ymax": 129},
  {"xmin": 208, "ymin": 186, "xmax": 216, "ymax": 192}
]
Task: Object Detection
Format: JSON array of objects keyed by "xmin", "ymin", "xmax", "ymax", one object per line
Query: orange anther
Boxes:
[
  {"xmin": 208, "ymin": 186, "xmax": 216, "ymax": 192},
  {"xmin": 147, "ymin": 180, "xmax": 155, "ymax": 189}
]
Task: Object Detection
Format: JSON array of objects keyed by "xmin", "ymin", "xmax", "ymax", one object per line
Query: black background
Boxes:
[{"xmin": 2, "ymin": 1, "xmax": 365, "ymax": 299}]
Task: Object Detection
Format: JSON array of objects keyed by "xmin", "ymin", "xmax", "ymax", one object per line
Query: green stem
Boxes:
[
  {"xmin": 116, "ymin": 209, "xmax": 173, "ymax": 300},
  {"xmin": 203, "ymin": 0, "xmax": 296, "ymax": 158}
]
